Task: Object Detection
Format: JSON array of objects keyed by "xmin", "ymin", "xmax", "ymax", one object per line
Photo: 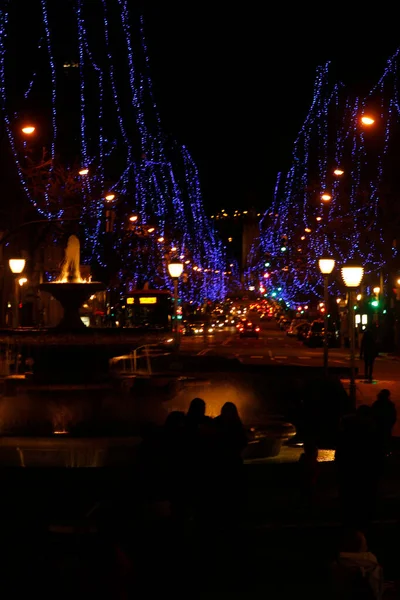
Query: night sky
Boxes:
[{"xmin": 141, "ymin": 4, "xmax": 400, "ymax": 213}]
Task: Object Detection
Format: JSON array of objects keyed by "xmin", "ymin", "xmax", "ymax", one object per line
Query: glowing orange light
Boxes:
[
  {"xmin": 21, "ymin": 125, "xmax": 35, "ymax": 135},
  {"xmin": 105, "ymin": 194, "xmax": 115, "ymax": 201},
  {"xmin": 361, "ymin": 116, "xmax": 375, "ymax": 126},
  {"xmin": 333, "ymin": 168, "xmax": 344, "ymax": 176},
  {"xmin": 157, "ymin": 236, "xmax": 164, "ymax": 242},
  {"xmin": 147, "ymin": 227, "xmax": 155, "ymax": 233},
  {"xmin": 129, "ymin": 215, "xmax": 138, "ymax": 222},
  {"xmin": 321, "ymin": 193, "xmax": 332, "ymax": 202},
  {"xmin": 316, "ymin": 216, "xmax": 322, "ymax": 221},
  {"xmin": 79, "ymin": 168, "xmax": 89, "ymax": 175}
]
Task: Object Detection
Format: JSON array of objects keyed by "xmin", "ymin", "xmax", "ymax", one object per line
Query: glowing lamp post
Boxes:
[
  {"xmin": 9, "ymin": 258, "xmax": 26, "ymax": 328},
  {"xmin": 321, "ymin": 193, "xmax": 332, "ymax": 202},
  {"xmin": 318, "ymin": 258, "xmax": 335, "ymax": 377},
  {"xmin": 168, "ymin": 261, "xmax": 184, "ymax": 346},
  {"xmin": 341, "ymin": 262, "xmax": 364, "ymax": 406},
  {"xmin": 361, "ymin": 116, "xmax": 375, "ymax": 126},
  {"xmin": 21, "ymin": 126, "xmax": 35, "ymax": 135}
]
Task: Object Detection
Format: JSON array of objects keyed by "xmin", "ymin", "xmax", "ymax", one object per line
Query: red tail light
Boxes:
[{"xmin": 256, "ymin": 327, "xmax": 260, "ymax": 332}]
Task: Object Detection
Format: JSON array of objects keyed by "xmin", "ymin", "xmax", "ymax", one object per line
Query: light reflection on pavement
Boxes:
[{"xmin": 245, "ymin": 445, "xmax": 335, "ymax": 464}]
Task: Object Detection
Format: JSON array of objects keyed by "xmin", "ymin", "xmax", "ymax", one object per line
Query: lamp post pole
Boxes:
[
  {"xmin": 323, "ymin": 274, "xmax": 329, "ymax": 376},
  {"xmin": 348, "ymin": 290, "xmax": 356, "ymax": 405},
  {"xmin": 9, "ymin": 259, "xmax": 26, "ymax": 329},
  {"xmin": 13, "ymin": 276, "xmax": 20, "ymax": 329},
  {"xmin": 168, "ymin": 261, "xmax": 184, "ymax": 348},
  {"xmin": 341, "ymin": 262, "xmax": 364, "ymax": 410},
  {"xmin": 318, "ymin": 258, "xmax": 335, "ymax": 377},
  {"xmin": 173, "ymin": 277, "xmax": 179, "ymax": 345}
]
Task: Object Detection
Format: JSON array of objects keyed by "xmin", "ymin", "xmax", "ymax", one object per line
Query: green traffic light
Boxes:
[{"xmin": 371, "ymin": 300, "xmax": 379, "ymax": 307}]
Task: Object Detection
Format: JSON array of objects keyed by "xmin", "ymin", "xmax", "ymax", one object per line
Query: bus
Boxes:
[{"xmin": 124, "ymin": 289, "xmax": 173, "ymax": 330}]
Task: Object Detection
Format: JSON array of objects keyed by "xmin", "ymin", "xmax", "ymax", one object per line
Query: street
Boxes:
[
  {"xmin": 181, "ymin": 320, "xmax": 400, "ymax": 433},
  {"xmin": 180, "ymin": 320, "xmax": 398, "ymax": 375}
]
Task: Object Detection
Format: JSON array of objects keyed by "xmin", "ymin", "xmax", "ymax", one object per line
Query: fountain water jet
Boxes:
[{"xmin": 40, "ymin": 235, "xmax": 104, "ymax": 329}]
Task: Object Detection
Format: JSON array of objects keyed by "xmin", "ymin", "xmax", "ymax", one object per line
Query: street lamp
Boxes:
[
  {"xmin": 9, "ymin": 258, "xmax": 26, "ymax": 328},
  {"xmin": 361, "ymin": 116, "xmax": 375, "ymax": 126},
  {"xmin": 168, "ymin": 261, "xmax": 184, "ymax": 346},
  {"xmin": 333, "ymin": 168, "xmax": 344, "ymax": 176},
  {"xmin": 318, "ymin": 258, "xmax": 335, "ymax": 377},
  {"xmin": 105, "ymin": 193, "xmax": 115, "ymax": 202},
  {"xmin": 21, "ymin": 125, "xmax": 35, "ymax": 135},
  {"xmin": 321, "ymin": 193, "xmax": 332, "ymax": 202},
  {"xmin": 79, "ymin": 168, "xmax": 89, "ymax": 176},
  {"xmin": 341, "ymin": 261, "xmax": 364, "ymax": 406}
]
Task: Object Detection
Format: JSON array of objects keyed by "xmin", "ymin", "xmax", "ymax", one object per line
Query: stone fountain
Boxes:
[{"xmin": 40, "ymin": 235, "xmax": 105, "ymax": 330}]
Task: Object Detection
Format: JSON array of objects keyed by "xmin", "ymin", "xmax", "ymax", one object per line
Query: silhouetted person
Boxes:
[
  {"xmin": 185, "ymin": 397, "xmax": 207, "ymax": 429},
  {"xmin": 184, "ymin": 398, "xmax": 213, "ymax": 522},
  {"xmin": 360, "ymin": 327, "xmax": 378, "ymax": 382},
  {"xmin": 213, "ymin": 402, "xmax": 247, "ymax": 528},
  {"xmin": 331, "ymin": 530, "xmax": 383, "ymax": 599},
  {"xmin": 371, "ymin": 389, "xmax": 397, "ymax": 455},
  {"xmin": 335, "ymin": 405, "xmax": 381, "ymax": 527},
  {"xmin": 298, "ymin": 440, "xmax": 319, "ymax": 507},
  {"xmin": 162, "ymin": 411, "xmax": 186, "ymax": 524}
]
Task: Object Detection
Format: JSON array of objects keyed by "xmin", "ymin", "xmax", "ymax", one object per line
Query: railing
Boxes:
[{"xmin": 109, "ymin": 344, "xmax": 170, "ymax": 377}]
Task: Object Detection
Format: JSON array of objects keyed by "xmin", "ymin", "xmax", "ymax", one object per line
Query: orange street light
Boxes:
[
  {"xmin": 129, "ymin": 215, "xmax": 138, "ymax": 222},
  {"xmin": 361, "ymin": 115, "xmax": 375, "ymax": 126},
  {"xmin": 157, "ymin": 236, "xmax": 164, "ymax": 243},
  {"xmin": 333, "ymin": 168, "xmax": 344, "ymax": 176},
  {"xmin": 79, "ymin": 168, "xmax": 89, "ymax": 176},
  {"xmin": 316, "ymin": 216, "xmax": 322, "ymax": 221},
  {"xmin": 148, "ymin": 227, "xmax": 155, "ymax": 233},
  {"xmin": 105, "ymin": 193, "xmax": 115, "ymax": 202},
  {"xmin": 21, "ymin": 125, "xmax": 35, "ymax": 135},
  {"xmin": 321, "ymin": 193, "xmax": 332, "ymax": 202}
]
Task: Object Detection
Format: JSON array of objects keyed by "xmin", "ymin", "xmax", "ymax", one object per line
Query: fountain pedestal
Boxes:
[{"xmin": 40, "ymin": 282, "xmax": 105, "ymax": 330}]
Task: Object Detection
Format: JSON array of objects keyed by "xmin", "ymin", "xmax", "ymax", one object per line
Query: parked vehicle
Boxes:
[
  {"xmin": 286, "ymin": 319, "xmax": 308, "ymax": 337},
  {"xmin": 297, "ymin": 322, "xmax": 311, "ymax": 341},
  {"xmin": 303, "ymin": 319, "xmax": 340, "ymax": 348}
]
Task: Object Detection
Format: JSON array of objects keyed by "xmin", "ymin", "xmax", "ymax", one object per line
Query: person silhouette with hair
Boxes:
[
  {"xmin": 371, "ymin": 389, "xmax": 397, "ymax": 456},
  {"xmin": 214, "ymin": 402, "xmax": 248, "ymax": 528},
  {"xmin": 336, "ymin": 405, "xmax": 381, "ymax": 527},
  {"xmin": 332, "ymin": 530, "xmax": 383, "ymax": 599},
  {"xmin": 360, "ymin": 327, "xmax": 378, "ymax": 383},
  {"xmin": 184, "ymin": 398, "xmax": 213, "ymax": 524},
  {"xmin": 186, "ymin": 397, "xmax": 206, "ymax": 428},
  {"xmin": 162, "ymin": 411, "xmax": 186, "ymax": 525}
]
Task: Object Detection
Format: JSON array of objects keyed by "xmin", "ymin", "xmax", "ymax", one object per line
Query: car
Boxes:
[
  {"xmin": 238, "ymin": 322, "xmax": 260, "ymax": 339},
  {"xmin": 286, "ymin": 319, "xmax": 308, "ymax": 337},
  {"xmin": 303, "ymin": 319, "xmax": 340, "ymax": 348},
  {"xmin": 297, "ymin": 322, "xmax": 311, "ymax": 341}
]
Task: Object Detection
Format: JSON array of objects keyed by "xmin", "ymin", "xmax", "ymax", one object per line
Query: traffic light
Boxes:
[{"xmin": 370, "ymin": 286, "xmax": 380, "ymax": 308}]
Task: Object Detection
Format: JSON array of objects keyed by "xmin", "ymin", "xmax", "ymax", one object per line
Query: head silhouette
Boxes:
[
  {"xmin": 377, "ymin": 389, "xmax": 391, "ymax": 402},
  {"xmin": 340, "ymin": 530, "xmax": 368, "ymax": 553},
  {"xmin": 187, "ymin": 398, "xmax": 206, "ymax": 421},
  {"xmin": 220, "ymin": 402, "xmax": 240, "ymax": 422}
]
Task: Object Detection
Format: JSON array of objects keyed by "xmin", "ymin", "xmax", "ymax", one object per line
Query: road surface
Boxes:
[{"xmin": 180, "ymin": 321, "xmax": 400, "ymax": 433}]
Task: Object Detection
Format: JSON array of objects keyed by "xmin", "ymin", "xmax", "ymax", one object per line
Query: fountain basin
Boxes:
[
  {"xmin": 243, "ymin": 421, "xmax": 297, "ymax": 459},
  {"xmin": 40, "ymin": 282, "xmax": 105, "ymax": 330},
  {"xmin": 0, "ymin": 436, "xmax": 141, "ymax": 467}
]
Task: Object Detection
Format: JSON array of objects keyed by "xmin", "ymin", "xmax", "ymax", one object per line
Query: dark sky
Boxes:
[{"xmin": 140, "ymin": 3, "xmax": 400, "ymax": 212}]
